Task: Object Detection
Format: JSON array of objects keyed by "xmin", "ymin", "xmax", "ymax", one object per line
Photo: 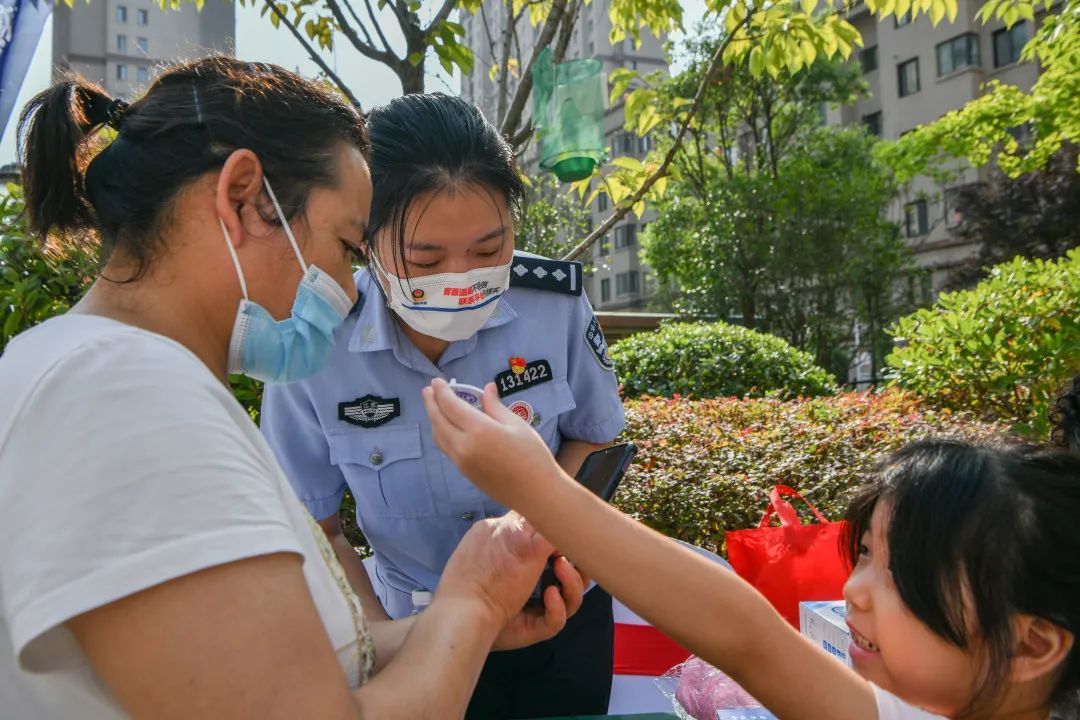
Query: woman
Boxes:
[
  {"xmin": 0, "ymin": 59, "xmax": 583, "ymax": 718},
  {"xmin": 261, "ymin": 93, "xmax": 625, "ymax": 718}
]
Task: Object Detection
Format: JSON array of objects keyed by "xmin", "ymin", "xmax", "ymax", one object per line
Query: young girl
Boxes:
[{"xmin": 423, "ymin": 379, "xmax": 1080, "ymax": 720}]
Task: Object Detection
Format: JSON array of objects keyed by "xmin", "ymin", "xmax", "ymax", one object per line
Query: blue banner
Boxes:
[{"xmin": 0, "ymin": 0, "xmax": 51, "ymax": 140}]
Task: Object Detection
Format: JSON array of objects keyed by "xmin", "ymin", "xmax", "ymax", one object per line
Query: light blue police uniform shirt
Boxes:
[{"xmin": 261, "ymin": 257, "xmax": 625, "ymax": 619}]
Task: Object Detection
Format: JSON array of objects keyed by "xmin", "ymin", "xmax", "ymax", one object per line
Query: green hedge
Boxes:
[
  {"xmin": 612, "ymin": 389, "xmax": 1004, "ymax": 554},
  {"xmin": 610, "ymin": 321, "xmax": 837, "ymax": 400},
  {"xmin": 0, "ymin": 188, "xmax": 97, "ymax": 350},
  {"xmin": 887, "ymin": 249, "xmax": 1080, "ymax": 437}
]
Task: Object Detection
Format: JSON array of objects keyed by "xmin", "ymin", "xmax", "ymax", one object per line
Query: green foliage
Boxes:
[
  {"xmin": 943, "ymin": 145, "xmax": 1080, "ymax": 289},
  {"xmin": 878, "ymin": 0, "xmax": 1080, "ymax": 178},
  {"xmin": 613, "ymin": 389, "xmax": 1003, "ymax": 553},
  {"xmin": 887, "ymin": 249, "xmax": 1080, "ymax": 437},
  {"xmin": 643, "ymin": 120, "xmax": 911, "ymax": 375},
  {"xmin": 516, "ymin": 173, "xmax": 593, "ymax": 260},
  {"xmin": 610, "ymin": 321, "xmax": 837, "ymax": 399},
  {"xmin": 0, "ymin": 187, "xmax": 97, "ymax": 351}
]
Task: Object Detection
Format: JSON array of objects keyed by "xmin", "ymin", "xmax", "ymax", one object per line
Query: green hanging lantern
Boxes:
[{"xmin": 531, "ymin": 47, "xmax": 608, "ymax": 182}]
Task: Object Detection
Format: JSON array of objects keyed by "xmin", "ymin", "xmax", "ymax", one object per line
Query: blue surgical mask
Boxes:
[{"xmin": 221, "ymin": 178, "xmax": 353, "ymax": 383}]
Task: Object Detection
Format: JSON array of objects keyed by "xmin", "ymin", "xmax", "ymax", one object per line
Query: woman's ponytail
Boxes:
[{"xmin": 17, "ymin": 80, "xmax": 114, "ymax": 243}]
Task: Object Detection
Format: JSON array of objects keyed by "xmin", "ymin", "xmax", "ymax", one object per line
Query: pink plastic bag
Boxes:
[{"xmin": 657, "ymin": 656, "xmax": 777, "ymax": 720}]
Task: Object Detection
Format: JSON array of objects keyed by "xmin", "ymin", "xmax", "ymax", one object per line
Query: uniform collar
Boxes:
[{"xmin": 347, "ymin": 267, "xmax": 520, "ymax": 360}]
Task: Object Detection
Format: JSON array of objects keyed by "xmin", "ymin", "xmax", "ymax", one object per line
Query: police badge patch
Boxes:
[
  {"xmin": 338, "ymin": 395, "xmax": 401, "ymax": 428},
  {"xmin": 584, "ymin": 316, "xmax": 614, "ymax": 371}
]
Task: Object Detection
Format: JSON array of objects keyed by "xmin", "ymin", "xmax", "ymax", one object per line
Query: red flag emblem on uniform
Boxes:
[{"xmin": 510, "ymin": 357, "xmax": 527, "ymax": 375}]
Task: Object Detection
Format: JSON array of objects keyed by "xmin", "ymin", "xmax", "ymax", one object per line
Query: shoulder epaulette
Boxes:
[{"xmin": 508, "ymin": 254, "xmax": 583, "ymax": 297}]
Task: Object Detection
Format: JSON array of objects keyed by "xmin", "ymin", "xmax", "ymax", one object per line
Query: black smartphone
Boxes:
[{"xmin": 527, "ymin": 443, "xmax": 637, "ymax": 606}]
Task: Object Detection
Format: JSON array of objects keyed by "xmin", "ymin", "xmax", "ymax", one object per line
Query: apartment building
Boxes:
[
  {"xmin": 824, "ymin": 1, "xmax": 1042, "ymax": 296},
  {"xmin": 461, "ymin": 0, "xmax": 667, "ymax": 310},
  {"xmin": 52, "ymin": 0, "xmax": 234, "ymax": 98}
]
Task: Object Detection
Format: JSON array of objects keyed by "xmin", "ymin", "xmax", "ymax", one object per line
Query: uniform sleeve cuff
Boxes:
[
  {"xmin": 303, "ymin": 487, "xmax": 347, "ymax": 521},
  {"xmin": 560, "ymin": 414, "xmax": 627, "ymax": 444}
]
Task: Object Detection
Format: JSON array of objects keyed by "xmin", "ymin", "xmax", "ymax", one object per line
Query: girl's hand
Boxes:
[{"xmin": 422, "ymin": 378, "xmax": 561, "ymax": 509}]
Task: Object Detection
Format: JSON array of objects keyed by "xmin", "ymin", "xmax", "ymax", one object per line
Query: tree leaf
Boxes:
[
  {"xmin": 611, "ymin": 156, "xmax": 646, "ymax": 172},
  {"xmin": 749, "ymin": 45, "xmax": 765, "ymax": 77}
]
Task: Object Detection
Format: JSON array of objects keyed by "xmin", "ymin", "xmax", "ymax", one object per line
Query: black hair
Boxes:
[
  {"xmin": 1050, "ymin": 373, "xmax": 1080, "ymax": 452},
  {"xmin": 844, "ymin": 439, "xmax": 1080, "ymax": 715},
  {"xmin": 17, "ymin": 56, "xmax": 369, "ymax": 279},
  {"xmin": 363, "ymin": 93, "xmax": 523, "ymax": 277}
]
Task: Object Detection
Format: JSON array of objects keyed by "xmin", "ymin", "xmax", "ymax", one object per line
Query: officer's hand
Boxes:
[
  {"xmin": 423, "ymin": 377, "xmax": 561, "ymax": 510},
  {"xmin": 493, "ymin": 554, "xmax": 589, "ymax": 651},
  {"xmin": 436, "ymin": 512, "xmax": 569, "ymax": 641}
]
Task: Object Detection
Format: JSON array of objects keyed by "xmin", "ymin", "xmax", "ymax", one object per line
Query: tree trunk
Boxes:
[{"xmin": 399, "ymin": 60, "xmax": 425, "ymax": 94}]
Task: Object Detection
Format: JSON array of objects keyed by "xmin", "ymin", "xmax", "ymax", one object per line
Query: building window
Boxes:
[
  {"xmin": 905, "ymin": 199, "xmax": 929, "ymax": 237},
  {"xmin": 638, "ymin": 134, "xmax": 652, "ymax": 154},
  {"xmin": 943, "ymin": 188, "xmax": 964, "ymax": 227},
  {"xmin": 859, "ymin": 46, "xmax": 878, "ymax": 73},
  {"xmin": 937, "ymin": 34, "xmax": 980, "ymax": 76},
  {"xmin": 862, "ymin": 111, "xmax": 882, "ymax": 137},
  {"xmin": 116, "ymin": 5, "xmax": 127, "ymax": 22},
  {"xmin": 897, "ymin": 58, "xmax": 920, "ymax": 97},
  {"xmin": 616, "ymin": 271, "xmax": 640, "ymax": 296},
  {"xmin": 993, "ymin": 21, "xmax": 1027, "ymax": 67},
  {"xmin": 117, "ymin": 34, "xmax": 127, "ymax": 53},
  {"xmin": 601, "ymin": 278, "xmax": 611, "ymax": 303},
  {"xmin": 137, "ymin": 66, "xmax": 149, "ymax": 83},
  {"xmin": 614, "ymin": 224, "xmax": 637, "ymax": 250},
  {"xmin": 597, "ymin": 193, "xmax": 608, "ymax": 212},
  {"xmin": 137, "ymin": 36, "xmax": 148, "ymax": 53},
  {"xmin": 620, "ymin": 132, "xmax": 635, "ymax": 155},
  {"xmin": 136, "ymin": 8, "xmax": 149, "ymax": 25},
  {"xmin": 116, "ymin": 64, "xmax": 128, "ymax": 81},
  {"xmin": 895, "ymin": 11, "xmax": 912, "ymax": 27},
  {"xmin": 598, "ymin": 236, "xmax": 610, "ymax": 256}
]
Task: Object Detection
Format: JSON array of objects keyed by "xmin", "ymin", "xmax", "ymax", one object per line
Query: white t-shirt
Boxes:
[
  {"xmin": 0, "ymin": 315, "xmax": 372, "ymax": 718},
  {"xmin": 874, "ymin": 685, "xmax": 948, "ymax": 720}
]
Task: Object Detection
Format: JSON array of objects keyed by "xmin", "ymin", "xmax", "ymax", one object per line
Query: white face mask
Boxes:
[{"xmin": 371, "ymin": 254, "xmax": 511, "ymax": 342}]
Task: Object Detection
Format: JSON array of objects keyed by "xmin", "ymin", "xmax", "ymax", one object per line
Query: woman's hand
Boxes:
[
  {"xmin": 422, "ymin": 378, "xmax": 561, "ymax": 509},
  {"xmin": 492, "ymin": 554, "xmax": 589, "ymax": 651},
  {"xmin": 436, "ymin": 512, "xmax": 585, "ymax": 648}
]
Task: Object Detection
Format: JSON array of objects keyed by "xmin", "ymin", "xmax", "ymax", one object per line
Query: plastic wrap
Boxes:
[{"xmin": 655, "ymin": 656, "xmax": 778, "ymax": 720}]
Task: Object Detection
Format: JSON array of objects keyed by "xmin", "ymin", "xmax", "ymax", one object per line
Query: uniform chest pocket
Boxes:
[
  {"xmin": 504, "ymin": 377, "xmax": 577, "ymax": 447},
  {"xmin": 328, "ymin": 424, "xmax": 436, "ymax": 519}
]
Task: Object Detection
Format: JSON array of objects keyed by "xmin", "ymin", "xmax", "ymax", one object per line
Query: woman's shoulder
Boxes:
[
  {"xmin": 4, "ymin": 314, "xmax": 216, "ymax": 390},
  {"xmin": 0, "ymin": 314, "xmax": 234, "ymax": 450}
]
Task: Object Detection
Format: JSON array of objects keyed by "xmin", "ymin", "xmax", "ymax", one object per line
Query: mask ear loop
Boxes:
[
  {"xmin": 261, "ymin": 176, "xmax": 308, "ymax": 272},
  {"xmin": 219, "ymin": 219, "xmax": 250, "ymax": 301}
]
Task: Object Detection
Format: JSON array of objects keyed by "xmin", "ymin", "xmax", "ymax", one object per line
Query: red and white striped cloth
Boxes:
[{"xmin": 608, "ymin": 542, "xmax": 731, "ymax": 714}]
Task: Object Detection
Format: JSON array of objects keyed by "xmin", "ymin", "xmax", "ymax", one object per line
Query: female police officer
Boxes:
[{"xmin": 261, "ymin": 93, "xmax": 625, "ymax": 718}]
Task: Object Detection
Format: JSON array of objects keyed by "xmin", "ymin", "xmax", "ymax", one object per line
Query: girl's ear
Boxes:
[{"xmin": 1009, "ymin": 615, "xmax": 1073, "ymax": 684}]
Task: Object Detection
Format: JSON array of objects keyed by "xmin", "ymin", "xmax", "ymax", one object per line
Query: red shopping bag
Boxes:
[{"xmin": 724, "ymin": 485, "xmax": 849, "ymax": 627}]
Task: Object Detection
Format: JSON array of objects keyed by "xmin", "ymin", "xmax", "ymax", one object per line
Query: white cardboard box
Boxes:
[{"xmin": 799, "ymin": 600, "xmax": 852, "ymax": 667}]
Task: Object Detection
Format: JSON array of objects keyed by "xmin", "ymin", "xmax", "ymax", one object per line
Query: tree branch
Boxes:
[
  {"xmin": 561, "ymin": 14, "xmax": 751, "ymax": 262},
  {"xmin": 340, "ymin": 0, "xmax": 378, "ymax": 50},
  {"xmin": 361, "ymin": 0, "xmax": 396, "ymax": 55},
  {"xmin": 261, "ymin": 0, "xmax": 363, "ymax": 110},
  {"xmin": 500, "ymin": 0, "xmax": 568, "ymax": 141},
  {"xmin": 424, "ymin": 0, "xmax": 458, "ymax": 34},
  {"xmin": 553, "ymin": 0, "xmax": 582, "ymax": 64},
  {"xmin": 326, "ymin": 0, "xmax": 400, "ymax": 66},
  {"xmin": 496, "ymin": 6, "xmax": 518, "ymax": 123}
]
